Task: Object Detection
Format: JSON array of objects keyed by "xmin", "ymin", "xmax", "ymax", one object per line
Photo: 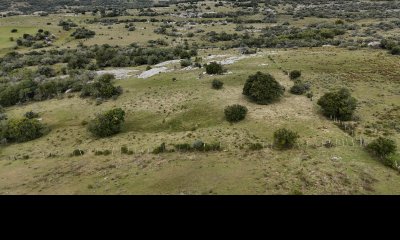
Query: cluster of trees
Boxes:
[
  {"xmin": 15, "ymin": 29, "xmax": 54, "ymax": 49},
  {"xmin": 0, "ymin": 44, "xmax": 198, "ymax": 74},
  {"xmin": 380, "ymin": 39, "xmax": 400, "ymax": 56},
  {"xmin": 58, "ymin": 19, "xmax": 78, "ymax": 31},
  {"xmin": 292, "ymin": 1, "xmax": 400, "ymax": 20},
  {"xmin": 203, "ymin": 23, "xmax": 358, "ymax": 49},
  {"xmin": 0, "ymin": 72, "xmax": 120, "ymax": 107},
  {"xmin": 80, "ymin": 74, "xmax": 122, "ymax": 99}
]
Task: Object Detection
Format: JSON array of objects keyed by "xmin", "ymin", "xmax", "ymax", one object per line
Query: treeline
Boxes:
[
  {"xmin": 0, "ymin": 72, "xmax": 121, "ymax": 107},
  {"xmin": 204, "ymin": 22, "xmax": 349, "ymax": 48},
  {"xmin": 0, "ymin": 44, "xmax": 198, "ymax": 73}
]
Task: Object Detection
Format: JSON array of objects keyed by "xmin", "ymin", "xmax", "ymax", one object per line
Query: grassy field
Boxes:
[
  {"xmin": 0, "ymin": 47, "xmax": 399, "ymax": 194},
  {"xmin": 0, "ymin": 1, "xmax": 399, "ymax": 194}
]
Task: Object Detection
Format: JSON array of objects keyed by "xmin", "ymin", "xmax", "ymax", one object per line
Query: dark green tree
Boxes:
[
  {"xmin": 243, "ymin": 72, "xmax": 284, "ymax": 104},
  {"xmin": 317, "ymin": 88, "xmax": 357, "ymax": 121}
]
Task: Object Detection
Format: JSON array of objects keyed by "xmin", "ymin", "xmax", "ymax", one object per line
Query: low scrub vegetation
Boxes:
[{"xmin": 273, "ymin": 128, "xmax": 300, "ymax": 150}]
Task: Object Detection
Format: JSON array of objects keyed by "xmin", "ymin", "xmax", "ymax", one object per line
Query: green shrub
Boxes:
[
  {"xmin": 37, "ymin": 66, "xmax": 56, "ymax": 77},
  {"xmin": 204, "ymin": 142, "xmax": 221, "ymax": 151},
  {"xmin": 71, "ymin": 28, "xmax": 96, "ymax": 39},
  {"xmin": 87, "ymin": 108, "xmax": 125, "ymax": 138},
  {"xmin": 224, "ymin": 104, "xmax": 248, "ymax": 123},
  {"xmin": 152, "ymin": 142, "xmax": 167, "ymax": 154},
  {"xmin": 174, "ymin": 143, "xmax": 192, "ymax": 151},
  {"xmin": 317, "ymin": 88, "xmax": 357, "ymax": 121},
  {"xmin": 174, "ymin": 142, "xmax": 221, "ymax": 152},
  {"xmin": 273, "ymin": 128, "xmax": 299, "ymax": 150},
  {"xmin": 211, "ymin": 79, "xmax": 224, "ymax": 89},
  {"xmin": 121, "ymin": 145, "xmax": 134, "ymax": 155},
  {"xmin": 24, "ymin": 111, "xmax": 39, "ymax": 119},
  {"xmin": 289, "ymin": 70, "xmax": 301, "ymax": 80},
  {"xmin": 4, "ymin": 118, "xmax": 45, "ymax": 143},
  {"xmin": 249, "ymin": 143, "xmax": 263, "ymax": 151},
  {"xmin": 72, "ymin": 149, "xmax": 84, "ymax": 156},
  {"xmin": 243, "ymin": 72, "xmax": 284, "ymax": 104},
  {"xmin": 391, "ymin": 46, "xmax": 400, "ymax": 55},
  {"xmin": 366, "ymin": 137, "xmax": 397, "ymax": 161},
  {"xmin": 290, "ymin": 83, "xmax": 307, "ymax": 95},
  {"xmin": 80, "ymin": 74, "xmax": 122, "ymax": 99},
  {"xmin": 180, "ymin": 59, "xmax": 192, "ymax": 67},
  {"xmin": 205, "ymin": 62, "xmax": 224, "ymax": 75},
  {"xmin": 192, "ymin": 140, "xmax": 205, "ymax": 150}
]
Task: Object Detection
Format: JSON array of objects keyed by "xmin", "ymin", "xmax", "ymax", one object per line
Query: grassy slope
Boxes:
[
  {"xmin": 0, "ymin": 3, "xmax": 399, "ymax": 194},
  {"xmin": 1, "ymin": 47, "xmax": 399, "ymax": 194}
]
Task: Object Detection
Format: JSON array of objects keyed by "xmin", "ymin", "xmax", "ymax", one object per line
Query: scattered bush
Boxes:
[
  {"xmin": 249, "ymin": 143, "xmax": 263, "ymax": 151},
  {"xmin": 72, "ymin": 149, "xmax": 84, "ymax": 156},
  {"xmin": 4, "ymin": 118, "xmax": 44, "ymax": 143},
  {"xmin": 180, "ymin": 59, "xmax": 192, "ymax": 67},
  {"xmin": 211, "ymin": 79, "xmax": 224, "ymax": 89},
  {"xmin": 152, "ymin": 142, "xmax": 167, "ymax": 154},
  {"xmin": 366, "ymin": 137, "xmax": 397, "ymax": 161},
  {"xmin": 243, "ymin": 72, "xmax": 284, "ymax": 104},
  {"xmin": 317, "ymin": 88, "xmax": 357, "ymax": 121},
  {"xmin": 121, "ymin": 145, "xmax": 133, "ymax": 154},
  {"xmin": 192, "ymin": 140, "xmax": 205, "ymax": 150},
  {"xmin": 87, "ymin": 108, "xmax": 125, "ymax": 138},
  {"xmin": 224, "ymin": 104, "xmax": 248, "ymax": 123},
  {"xmin": 289, "ymin": 70, "xmax": 301, "ymax": 80},
  {"xmin": 290, "ymin": 83, "xmax": 307, "ymax": 95},
  {"xmin": 24, "ymin": 111, "xmax": 39, "ymax": 119},
  {"xmin": 391, "ymin": 46, "xmax": 400, "ymax": 55},
  {"xmin": 273, "ymin": 128, "xmax": 299, "ymax": 150},
  {"xmin": 37, "ymin": 66, "xmax": 56, "ymax": 77},
  {"xmin": 80, "ymin": 74, "xmax": 122, "ymax": 99},
  {"xmin": 205, "ymin": 62, "xmax": 224, "ymax": 75},
  {"xmin": 71, "ymin": 27, "xmax": 96, "ymax": 39},
  {"xmin": 174, "ymin": 143, "xmax": 192, "ymax": 152},
  {"xmin": 175, "ymin": 141, "xmax": 221, "ymax": 152}
]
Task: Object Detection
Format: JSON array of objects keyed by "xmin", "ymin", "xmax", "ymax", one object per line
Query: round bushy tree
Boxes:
[
  {"xmin": 87, "ymin": 108, "xmax": 125, "ymax": 137},
  {"xmin": 4, "ymin": 118, "xmax": 44, "ymax": 143},
  {"xmin": 224, "ymin": 104, "xmax": 248, "ymax": 123},
  {"xmin": 205, "ymin": 62, "xmax": 224, "ymax": 75},
  {"xmin": 212, "ymin": 79, "xmax": 224, "ymax": 89},
  {"xmin": 366, "ymin": 137, "xmax": 397, "ymax": 160},
  {"xmin": 243, "ymin": 72, "xmax": 284, "ymax": 104},
  {"xmin": 289, "ymin": 70, "xmax": 301, "ymax": 80},
  {"xmin": 273, "ymin": 128, "xmax": 299, "ymax": 150},
  {"xmin": 317, "ymin": 88, "xmax": 357, "ymax": 121}
]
